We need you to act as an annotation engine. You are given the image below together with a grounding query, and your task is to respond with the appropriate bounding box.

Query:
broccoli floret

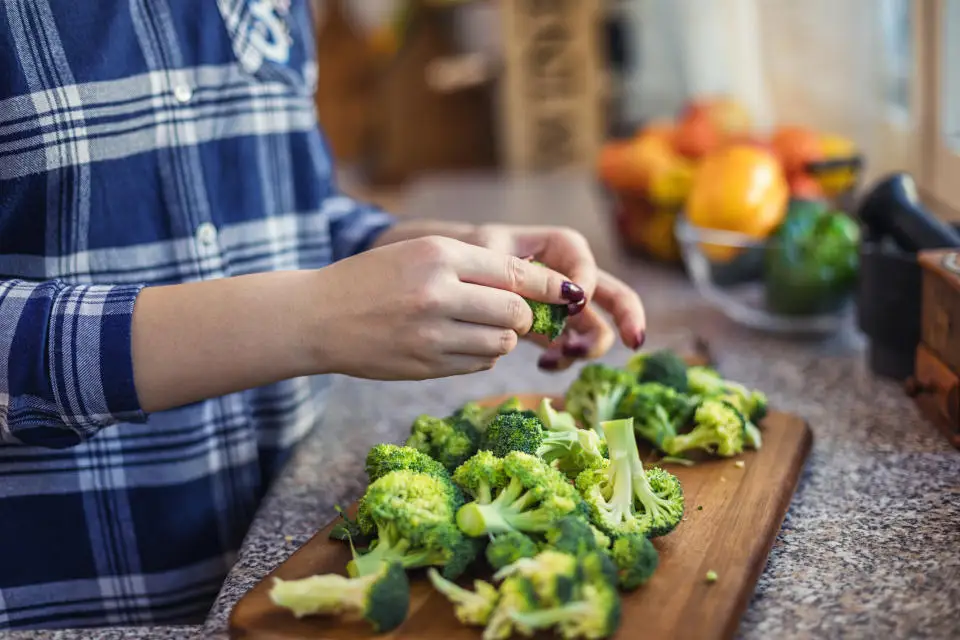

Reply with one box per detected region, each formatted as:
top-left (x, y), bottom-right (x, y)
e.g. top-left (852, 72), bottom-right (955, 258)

top-left (616, 382), bottom-right (697, 450)
top-left (481, 411), bottom-right (544, 457)
top-left (543, 515), bottom-right (606, 557)
top-left (626, 349), bottom-right (690, 392)
top-left (406, 414), bottom-right (480, 472)
top-left (365, 443), bottom-right (449, 483)
top-left (493, 550), bottom-right (580, 607)
top-left (454, 451), bottom-right (582, 537)
top-left (662, 399), bottom-right (745, 458)
top-left (536, 398), bottom-right (608, 478)
top-left (349, 469), bottom-right (470, 579)
top-left (482, 574), bottom-right (539, 640)
top-left (427, 568), bottom-right (500, 627)
top-left (610, 533), bottom-right (659, 590)
top-left (269, 560), bottom-right (409, 633)
top-left (687, 366), bottom-right (768, 422)
top-left (506, 553), bottom-right (622, 640)
top-left (576, 418), bottom-right (685, 538)
top-left (486, 530), bottom-right (540, 570)
top-left (565, 363), bottom-right (637, 436)
top-left (527, 299), bottom-right (569, 341)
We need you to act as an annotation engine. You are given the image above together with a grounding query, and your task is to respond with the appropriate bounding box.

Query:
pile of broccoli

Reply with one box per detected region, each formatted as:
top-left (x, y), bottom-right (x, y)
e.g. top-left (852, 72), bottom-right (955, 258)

top-left (269, 349), bottom-right (770, 638)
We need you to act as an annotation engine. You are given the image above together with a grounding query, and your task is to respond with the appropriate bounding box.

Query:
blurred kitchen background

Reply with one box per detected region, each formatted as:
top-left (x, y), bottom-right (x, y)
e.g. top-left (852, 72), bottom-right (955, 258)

top-left (309, 0), bottom-right (960, 402)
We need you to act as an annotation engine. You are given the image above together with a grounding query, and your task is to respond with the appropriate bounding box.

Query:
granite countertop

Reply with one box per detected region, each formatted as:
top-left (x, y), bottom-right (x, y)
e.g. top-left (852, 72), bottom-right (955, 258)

top-left (9, 174), bottom-right (959, 640)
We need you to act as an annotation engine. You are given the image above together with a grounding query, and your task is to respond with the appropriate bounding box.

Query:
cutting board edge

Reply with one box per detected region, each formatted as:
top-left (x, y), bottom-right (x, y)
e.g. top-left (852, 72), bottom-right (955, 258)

top-left (720, 415), bottom-right (813, 640)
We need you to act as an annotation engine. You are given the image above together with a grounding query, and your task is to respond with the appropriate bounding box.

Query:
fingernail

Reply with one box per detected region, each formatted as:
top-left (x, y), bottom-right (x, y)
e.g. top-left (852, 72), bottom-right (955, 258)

top-left (538, 354), bottom-right (561, 370)
top-left (567, 299), bottom-right (586, 316)
top-left (563, 341), bottom-right (589, 358)
top-left (633, 330), bottom-right (646, 350)
top-left (561, 281), bottom-right (584, 303)
top-left (518, 254), bottom-right (535, 261)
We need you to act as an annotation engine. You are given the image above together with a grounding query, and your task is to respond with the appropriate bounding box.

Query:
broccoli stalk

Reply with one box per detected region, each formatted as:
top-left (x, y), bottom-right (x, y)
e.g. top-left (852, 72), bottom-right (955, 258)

top-left (269, 561), bottom-right (409, 633)
top-left (454, 451), bottom-right (581, 538)
top-left (482, 575), bottom-right (539, 640)
top-left (565, 364), bottom-right (637, 436)
top-left (662, 399), bottom-right (745, 458)
top-left (507, 582), bottom-right (621, 640)
top-left (536, 399), bottom-right (607, 477)
top-left (575, 418), bottom-right (684, 538)
top-left (427, 568), bottom-right (500, 627)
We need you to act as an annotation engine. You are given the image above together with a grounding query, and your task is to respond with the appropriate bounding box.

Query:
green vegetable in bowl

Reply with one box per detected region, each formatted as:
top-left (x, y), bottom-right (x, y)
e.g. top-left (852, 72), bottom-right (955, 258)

top-left (763, 198), bottom-right (860, 316)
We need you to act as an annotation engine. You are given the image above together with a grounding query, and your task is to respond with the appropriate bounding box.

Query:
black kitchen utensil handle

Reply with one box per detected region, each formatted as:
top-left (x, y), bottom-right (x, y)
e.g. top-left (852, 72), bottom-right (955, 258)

top-left (856, 173), bottom-right (960, 252)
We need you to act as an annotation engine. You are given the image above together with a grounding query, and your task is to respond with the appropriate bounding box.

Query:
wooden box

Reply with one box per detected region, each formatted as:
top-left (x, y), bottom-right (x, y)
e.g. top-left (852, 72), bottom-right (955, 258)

top-left (910, 249), bottom-right (960, 448)
top-left (498, 0), bottom-right (605, 173)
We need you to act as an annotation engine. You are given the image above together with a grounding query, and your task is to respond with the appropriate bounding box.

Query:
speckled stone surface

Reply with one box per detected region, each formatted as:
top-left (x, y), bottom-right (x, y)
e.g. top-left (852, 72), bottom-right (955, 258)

top-left (10, 174), bottom-right (960, 639)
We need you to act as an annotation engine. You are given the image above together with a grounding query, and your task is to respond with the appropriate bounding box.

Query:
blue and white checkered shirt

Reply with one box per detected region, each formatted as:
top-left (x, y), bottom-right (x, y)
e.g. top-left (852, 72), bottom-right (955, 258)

top-left (0, 0), bottom-right (395, 630)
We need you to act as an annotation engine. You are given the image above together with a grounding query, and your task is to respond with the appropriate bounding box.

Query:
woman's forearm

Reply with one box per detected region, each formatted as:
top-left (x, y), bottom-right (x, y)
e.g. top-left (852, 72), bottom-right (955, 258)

top-left (131, 270), bottom-right (321, 413)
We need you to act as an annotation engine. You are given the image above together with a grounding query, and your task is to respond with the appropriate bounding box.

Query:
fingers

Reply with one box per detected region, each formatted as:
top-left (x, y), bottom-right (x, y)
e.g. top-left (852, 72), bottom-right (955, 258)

top-left (590, 270), bottom-right (647, 349)
top-left (454, 244), bottom-right (586, 306)
top-left (537, 228), bottom-right (599, 301)
top-left (537, 306), bottom-right (616, 372)
top-left (450, 283), bottom-right (534, 335)
top-left (439, 320), bottom-right (520, 358)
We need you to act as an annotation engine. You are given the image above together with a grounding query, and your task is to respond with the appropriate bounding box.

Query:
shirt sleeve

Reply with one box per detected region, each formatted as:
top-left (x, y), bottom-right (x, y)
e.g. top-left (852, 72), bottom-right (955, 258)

top-left (0, 279), bottom-right (148, 449)
top-left (325, 194), bottom-right (398, 262)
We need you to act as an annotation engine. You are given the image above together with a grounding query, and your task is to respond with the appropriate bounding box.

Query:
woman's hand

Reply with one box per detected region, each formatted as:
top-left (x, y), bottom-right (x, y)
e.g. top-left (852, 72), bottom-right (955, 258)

top-left (472, 224), bottom-right (647, 371)
top-left (311, 235), bottom-right (585, 380)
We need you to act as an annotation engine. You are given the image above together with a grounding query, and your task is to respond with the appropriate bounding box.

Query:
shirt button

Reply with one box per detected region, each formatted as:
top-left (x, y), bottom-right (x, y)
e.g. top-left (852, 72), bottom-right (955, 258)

top-left (195, 222), bottom-right (218, 247)
top-left (173, 84), bottom-right (193, 104)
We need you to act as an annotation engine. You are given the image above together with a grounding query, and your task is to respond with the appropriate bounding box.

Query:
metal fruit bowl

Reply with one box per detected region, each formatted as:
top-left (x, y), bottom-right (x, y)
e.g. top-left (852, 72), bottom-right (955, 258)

top-left (674, 215), bottom-right (852, 335)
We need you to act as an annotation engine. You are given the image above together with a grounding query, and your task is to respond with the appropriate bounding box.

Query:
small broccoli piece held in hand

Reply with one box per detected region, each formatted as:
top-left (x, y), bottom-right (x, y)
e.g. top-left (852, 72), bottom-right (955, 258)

top-left (454, 450), bottom-right (581, 537)
top-left (576, 418), bottom-right (685, 538)
top-left (626, 349), bottom-right (690, 392)
top-left (269, 560), bottom-right (409, 633)
top-left (662, 398), bottom-right (745, 458)
top-left (364, 443), bottom-right (450, 483)
top-left (526, 299), bottom-right (569, 341)
top-left (427, 568), bottom-right (500, 627)
top-left (486, 530), bottom-right (540, 570)
top-left (610, 533), bottom-right (659, 590)
top-left (406, 414), bottom-right (480, 472)
top-left (350, 469), bottom-right (470, 579)
top-left (565, 363), bottom-right (638, 436)
top-left (536, 399), bottom-right (608, 478)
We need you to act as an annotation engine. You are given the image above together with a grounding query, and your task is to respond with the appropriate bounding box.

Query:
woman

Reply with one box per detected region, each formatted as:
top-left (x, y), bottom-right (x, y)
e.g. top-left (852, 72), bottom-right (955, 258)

top-left (0, 0), bottom-right (645, 629)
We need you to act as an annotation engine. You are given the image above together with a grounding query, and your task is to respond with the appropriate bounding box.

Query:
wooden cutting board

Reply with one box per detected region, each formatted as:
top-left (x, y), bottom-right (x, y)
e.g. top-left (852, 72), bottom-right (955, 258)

top-left (230, 394), bottom-right (812, 640)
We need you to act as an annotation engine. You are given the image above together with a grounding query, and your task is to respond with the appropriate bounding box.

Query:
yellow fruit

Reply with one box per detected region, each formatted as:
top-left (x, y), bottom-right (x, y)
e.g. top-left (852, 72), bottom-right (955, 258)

top-left (686, 144), bottom-right (789, 262)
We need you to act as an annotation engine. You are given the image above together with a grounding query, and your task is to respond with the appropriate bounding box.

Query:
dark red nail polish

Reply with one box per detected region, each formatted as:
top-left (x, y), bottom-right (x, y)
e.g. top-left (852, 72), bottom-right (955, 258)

top-left (538, 354), bottom-right (561, 370)
top-left (561, 281), bottom-right (584, 302)
top-left (563, 342), bottom-right (589, 358)
top-left (633, 330), bottom-right (646, 350)
top-left (567, 299), bottom-right (586, 316)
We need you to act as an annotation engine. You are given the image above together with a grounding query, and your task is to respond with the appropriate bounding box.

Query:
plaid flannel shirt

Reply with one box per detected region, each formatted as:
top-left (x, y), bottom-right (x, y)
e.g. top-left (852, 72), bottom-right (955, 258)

top-left (0, 0), bottom-right (395, 630)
